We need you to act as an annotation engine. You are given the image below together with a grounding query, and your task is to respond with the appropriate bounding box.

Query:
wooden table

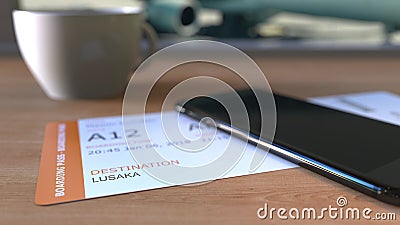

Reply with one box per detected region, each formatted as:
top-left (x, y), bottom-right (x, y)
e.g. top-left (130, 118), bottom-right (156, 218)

top-left (1, 53), bottom-right (400, 224)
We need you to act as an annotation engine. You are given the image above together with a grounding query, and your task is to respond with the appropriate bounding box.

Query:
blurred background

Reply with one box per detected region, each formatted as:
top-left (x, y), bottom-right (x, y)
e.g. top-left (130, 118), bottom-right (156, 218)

top-left (1, 0), bottom-right (400, 54)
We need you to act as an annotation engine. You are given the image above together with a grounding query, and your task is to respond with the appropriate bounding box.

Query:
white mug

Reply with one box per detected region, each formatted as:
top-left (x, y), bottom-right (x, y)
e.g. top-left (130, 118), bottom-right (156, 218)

top-left (13, 8), bottom-right (157, 99)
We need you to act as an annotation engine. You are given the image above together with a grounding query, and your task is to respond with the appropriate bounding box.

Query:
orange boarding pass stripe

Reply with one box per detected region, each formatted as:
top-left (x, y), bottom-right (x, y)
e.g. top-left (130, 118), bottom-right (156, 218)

top-left (35, 121), bottom-right (85, 205)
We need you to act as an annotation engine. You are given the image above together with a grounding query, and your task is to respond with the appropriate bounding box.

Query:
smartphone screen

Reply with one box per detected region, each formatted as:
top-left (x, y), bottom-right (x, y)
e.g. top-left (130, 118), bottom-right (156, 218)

top-left (177, 89), bottom-right (400, 204)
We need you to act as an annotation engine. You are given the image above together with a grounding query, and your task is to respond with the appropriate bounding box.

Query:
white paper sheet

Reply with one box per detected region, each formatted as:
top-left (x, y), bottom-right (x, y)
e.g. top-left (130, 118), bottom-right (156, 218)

top-left (310, 91), bottom-right (400, 126)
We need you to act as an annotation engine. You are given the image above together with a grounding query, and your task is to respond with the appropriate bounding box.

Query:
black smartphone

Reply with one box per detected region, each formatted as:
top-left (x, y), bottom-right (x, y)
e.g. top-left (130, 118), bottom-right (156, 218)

top-left (176, 89), bottom-right (400, 206)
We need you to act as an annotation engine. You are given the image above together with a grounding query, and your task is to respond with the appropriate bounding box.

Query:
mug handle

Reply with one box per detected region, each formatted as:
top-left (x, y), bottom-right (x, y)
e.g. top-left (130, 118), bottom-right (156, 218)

top-left (141, 22), bottom-right (158, 58)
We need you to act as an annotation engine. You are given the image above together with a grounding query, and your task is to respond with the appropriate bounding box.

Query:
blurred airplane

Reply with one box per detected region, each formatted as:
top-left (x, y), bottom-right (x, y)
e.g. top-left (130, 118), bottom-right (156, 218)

top-left (146, 0), bottom-right (400, 37)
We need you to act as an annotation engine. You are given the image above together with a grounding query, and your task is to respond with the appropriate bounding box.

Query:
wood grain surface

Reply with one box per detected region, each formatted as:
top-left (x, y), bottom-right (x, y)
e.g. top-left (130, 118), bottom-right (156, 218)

top-left (1, 54), bottom-right (399, 225)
